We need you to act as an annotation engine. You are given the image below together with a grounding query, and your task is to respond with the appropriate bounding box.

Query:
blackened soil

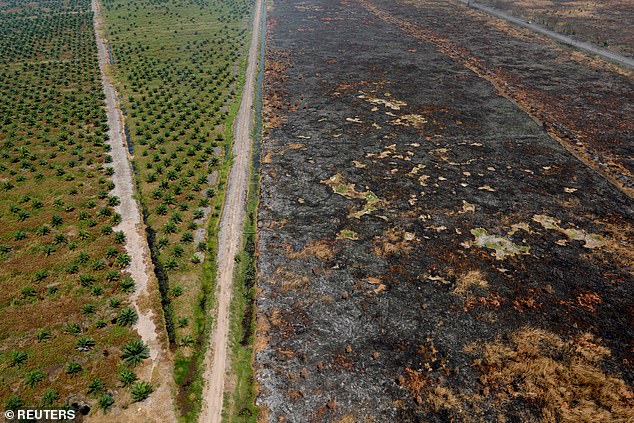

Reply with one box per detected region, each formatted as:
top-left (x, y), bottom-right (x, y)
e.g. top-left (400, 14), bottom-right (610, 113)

top-left (256, 0), bottom-right (634, 421)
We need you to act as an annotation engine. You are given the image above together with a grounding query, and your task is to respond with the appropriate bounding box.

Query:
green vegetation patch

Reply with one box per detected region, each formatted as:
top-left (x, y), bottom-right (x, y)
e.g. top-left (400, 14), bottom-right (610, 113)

top-left (532, 214), bottom-right (605, 249)
top-left (468, 228), bottom-right (530, 260)
top-left (321, 173), bottom-right (382, 219)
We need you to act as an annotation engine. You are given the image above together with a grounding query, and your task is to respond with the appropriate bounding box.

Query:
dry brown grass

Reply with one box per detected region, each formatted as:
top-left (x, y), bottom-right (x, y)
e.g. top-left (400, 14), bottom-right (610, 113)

top-left (400, 329), bottom-right (633, 420)
top-left (372, 228), bottom-right (415, 257)
top-left (453, 270), bottom-right (488, 295)
top-left (271, 266), bottom-right (310, 292)
top-left (400, 368), bottom-right (479, 418)
top-left (287, 239), bottom-right (336, 261)
top-left (471, 328), bottom-right (634, 422)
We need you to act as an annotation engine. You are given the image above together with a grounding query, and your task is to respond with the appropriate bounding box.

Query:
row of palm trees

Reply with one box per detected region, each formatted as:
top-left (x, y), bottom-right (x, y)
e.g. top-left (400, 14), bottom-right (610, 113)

top-left (0, 0), bottom-right (151, 413)
top-left (100, 0), bottom-right (253, 355)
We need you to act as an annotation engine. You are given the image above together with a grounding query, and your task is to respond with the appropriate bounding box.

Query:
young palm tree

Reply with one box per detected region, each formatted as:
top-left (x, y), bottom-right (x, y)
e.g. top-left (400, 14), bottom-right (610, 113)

top-left (120, 276), bottom-right (136, 293)
top-left (40, 389), bottom-right (59, 407)
top-left (118, 368), bottom-right (138, 387)
top-left (130, 381), bottom-right (153, 402)
top-left (87, 378), bottom-right (105, 396)
top-left (76, 336), bottom-right (96, 352)
top-left (98, 394), bottom-right (114, 412)
top-left (121, 340), bottom-right (149, 367)
top-left (114, 231), bottom-right (126, 244)
top-left (11, 351), bottom-right (28, 368)
top-left (117, 307), bottom-right (138, 327)
top-left (116, 253), bottom-right (131, 268)
top-left (65, 361), bottom-right (82, 375)
top-left (25, 370), bottom-right (45, 388)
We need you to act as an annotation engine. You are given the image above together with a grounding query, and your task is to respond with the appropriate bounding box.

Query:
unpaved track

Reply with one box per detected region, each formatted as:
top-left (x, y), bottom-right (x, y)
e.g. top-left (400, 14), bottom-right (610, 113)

top-left (457, 0), bottom-right (634, 69)
top-left (92, 1), bottom-right (175, 420)
top-left (199, 0), bottom-right (264, 421)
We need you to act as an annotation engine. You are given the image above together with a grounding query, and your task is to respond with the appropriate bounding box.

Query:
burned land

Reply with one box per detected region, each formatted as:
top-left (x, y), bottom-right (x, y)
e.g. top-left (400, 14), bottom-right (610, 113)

top-left (475, 0), bottom-right (634, 58)
top-left (255, 0), bottom-right (634, 421)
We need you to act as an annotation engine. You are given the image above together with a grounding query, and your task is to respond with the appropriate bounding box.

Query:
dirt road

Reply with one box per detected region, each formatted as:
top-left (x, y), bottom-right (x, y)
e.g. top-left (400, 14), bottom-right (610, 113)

top-left (198, 0), bottom-right (264, 421)
top-left (457, 0), bottom-right (634, 69)
top-left (92, 1), bottom-right (175, 420)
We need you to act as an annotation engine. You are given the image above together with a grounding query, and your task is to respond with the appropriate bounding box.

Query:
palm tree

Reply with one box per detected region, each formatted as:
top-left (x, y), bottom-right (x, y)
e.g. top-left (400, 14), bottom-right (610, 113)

top-left (117, 307), bottom-right (138, 326)
top-left (25, 370), bottom-right (45, 388)
top-left (116, 253), bottom-right (131, 268)
top-left (40, 389), bottom-right (59, 407)
top-left (76, 337), bottom-right (95, 352)
top-left (118, 368), bottom-right (138, 387)
top-left (121, 340), bottom-right (149, 367)
top-left (131, 381), bottom-right (153, 402)
top-left (65, 361), bottom-right (82, 375)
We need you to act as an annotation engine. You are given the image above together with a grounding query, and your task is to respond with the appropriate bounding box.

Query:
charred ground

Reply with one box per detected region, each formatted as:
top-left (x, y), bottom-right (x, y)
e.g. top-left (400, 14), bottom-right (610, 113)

top-left (256, 0), bottom-right (633, 421)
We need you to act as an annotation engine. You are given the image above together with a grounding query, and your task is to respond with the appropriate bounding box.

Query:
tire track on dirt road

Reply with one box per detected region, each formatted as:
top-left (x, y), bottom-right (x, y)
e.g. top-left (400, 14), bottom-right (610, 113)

top-left (92, 1), bottom-right (175, 420)
top-left (198, 0), bottom-right (264, 421)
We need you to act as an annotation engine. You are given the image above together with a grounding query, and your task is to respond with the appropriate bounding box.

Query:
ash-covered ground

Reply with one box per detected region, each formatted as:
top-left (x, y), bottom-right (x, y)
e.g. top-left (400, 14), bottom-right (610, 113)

top-left (255, 0), bottom-right (634, 421)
